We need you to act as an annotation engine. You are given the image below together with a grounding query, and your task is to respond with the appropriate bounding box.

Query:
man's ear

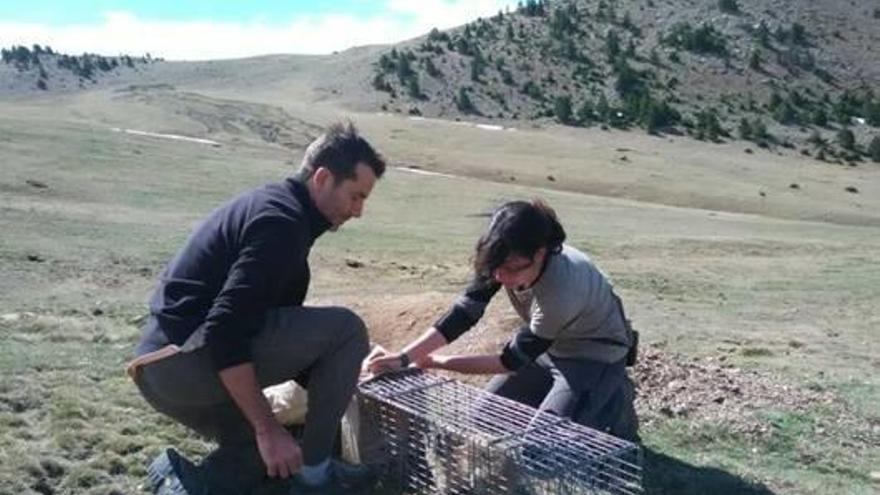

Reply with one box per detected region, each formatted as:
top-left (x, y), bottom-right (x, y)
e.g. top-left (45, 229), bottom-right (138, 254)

top-left (313, 166), bottom-right (333, 190)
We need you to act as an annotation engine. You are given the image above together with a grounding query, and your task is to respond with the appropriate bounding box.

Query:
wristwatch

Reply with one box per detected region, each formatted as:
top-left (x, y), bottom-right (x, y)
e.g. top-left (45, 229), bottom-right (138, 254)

top-left (399, 352), bottom-right (411, 368)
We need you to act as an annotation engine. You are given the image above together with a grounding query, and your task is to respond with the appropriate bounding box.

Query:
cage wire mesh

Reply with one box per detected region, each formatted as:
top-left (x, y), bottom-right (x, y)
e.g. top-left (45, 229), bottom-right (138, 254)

top-left (356, 369), bottom-right (642, 495)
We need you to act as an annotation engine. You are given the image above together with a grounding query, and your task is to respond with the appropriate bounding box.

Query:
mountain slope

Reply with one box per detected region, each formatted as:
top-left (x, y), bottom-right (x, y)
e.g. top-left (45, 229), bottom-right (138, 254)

top-left (368, 0), bottom-right (880, 161)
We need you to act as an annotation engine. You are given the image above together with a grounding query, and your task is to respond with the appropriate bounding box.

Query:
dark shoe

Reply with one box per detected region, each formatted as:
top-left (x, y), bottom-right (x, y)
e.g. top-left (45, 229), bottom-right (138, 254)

top-left (289, 459), bottom-right (376, 494)
top-left (147, 448), bottom-right (206, 495)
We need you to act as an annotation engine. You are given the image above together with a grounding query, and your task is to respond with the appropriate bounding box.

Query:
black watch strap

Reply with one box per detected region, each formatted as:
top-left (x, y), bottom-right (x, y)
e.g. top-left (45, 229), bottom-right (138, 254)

top-left (399, 352), bottom-right (411, 368)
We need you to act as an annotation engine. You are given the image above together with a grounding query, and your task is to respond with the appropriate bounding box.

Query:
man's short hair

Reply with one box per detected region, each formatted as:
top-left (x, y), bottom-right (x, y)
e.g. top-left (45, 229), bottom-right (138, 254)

top-left (298, 122), bottom-right (386, 182)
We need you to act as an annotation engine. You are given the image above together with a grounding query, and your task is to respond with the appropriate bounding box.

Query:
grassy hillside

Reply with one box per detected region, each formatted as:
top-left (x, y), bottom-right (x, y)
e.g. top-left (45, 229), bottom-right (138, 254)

top-left (1, 1), bottom-right (879, 492)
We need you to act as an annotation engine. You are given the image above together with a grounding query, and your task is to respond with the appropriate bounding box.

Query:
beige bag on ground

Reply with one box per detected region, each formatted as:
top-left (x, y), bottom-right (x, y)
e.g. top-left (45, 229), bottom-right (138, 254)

top-left (263, 380), bottom-right (310, 426)
top-left (263, 344), bottom-right (391, 465)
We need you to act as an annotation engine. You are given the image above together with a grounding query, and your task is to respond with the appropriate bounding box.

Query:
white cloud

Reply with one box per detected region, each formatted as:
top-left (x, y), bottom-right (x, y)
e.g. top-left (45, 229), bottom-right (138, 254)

top-left (0, 1), bottom-right (516, 60)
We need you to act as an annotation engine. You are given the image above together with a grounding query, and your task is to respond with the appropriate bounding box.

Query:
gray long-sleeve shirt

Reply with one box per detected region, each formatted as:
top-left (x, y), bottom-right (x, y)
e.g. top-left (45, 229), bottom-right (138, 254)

top-left (435, 245), bottom-right (630, 363)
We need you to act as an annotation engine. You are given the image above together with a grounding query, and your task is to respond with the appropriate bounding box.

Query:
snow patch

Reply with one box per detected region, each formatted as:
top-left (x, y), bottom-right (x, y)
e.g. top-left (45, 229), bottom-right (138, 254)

top-left (475, 124), bottom-right (503, 131)
top-left (393, 166), bottom-right (459, 180)
top-left (110, 127), bottom-right (221, 147)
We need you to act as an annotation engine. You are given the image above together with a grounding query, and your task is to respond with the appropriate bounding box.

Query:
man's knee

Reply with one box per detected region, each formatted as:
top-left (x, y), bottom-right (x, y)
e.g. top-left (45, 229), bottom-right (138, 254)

top-left (333, 307), bottom-right (370, 358)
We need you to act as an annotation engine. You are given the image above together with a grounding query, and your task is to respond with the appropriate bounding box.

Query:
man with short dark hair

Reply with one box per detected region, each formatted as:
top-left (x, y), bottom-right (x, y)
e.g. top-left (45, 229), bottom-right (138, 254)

top-left (130, 122), bottom-right (386, 494)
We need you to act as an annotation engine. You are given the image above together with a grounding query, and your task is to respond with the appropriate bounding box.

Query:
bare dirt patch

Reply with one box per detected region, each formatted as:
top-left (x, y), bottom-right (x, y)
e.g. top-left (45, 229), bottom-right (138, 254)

top-left (633, 344), bottom-right (836, 434)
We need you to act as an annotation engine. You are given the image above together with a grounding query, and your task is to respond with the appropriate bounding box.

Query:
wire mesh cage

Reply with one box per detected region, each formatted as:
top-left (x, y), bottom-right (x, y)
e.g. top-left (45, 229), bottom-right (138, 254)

top-left (356, 370), bottom-right (642, 495)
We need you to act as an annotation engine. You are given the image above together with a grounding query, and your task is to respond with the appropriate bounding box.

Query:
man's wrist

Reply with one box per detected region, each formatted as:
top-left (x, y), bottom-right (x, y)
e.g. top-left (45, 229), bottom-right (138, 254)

top-left (253, 413), bottom-right (279, 435)
top-left (399, 352), bottom-right (411, 368)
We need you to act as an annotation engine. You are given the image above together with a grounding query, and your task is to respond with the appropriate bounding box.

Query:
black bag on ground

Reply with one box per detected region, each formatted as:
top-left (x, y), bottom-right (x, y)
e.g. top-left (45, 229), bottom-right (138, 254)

top-left (625, 329), bottom-right (639, 367)
top-left (613, 293), bottom-right (639, 367)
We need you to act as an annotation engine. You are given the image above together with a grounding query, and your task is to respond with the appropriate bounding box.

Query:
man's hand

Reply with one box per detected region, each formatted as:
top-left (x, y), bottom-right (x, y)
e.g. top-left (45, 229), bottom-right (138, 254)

top-left (216, 363), bottom-right (302, 478)
top-left (366, 353), bottom-right (408, 374)
top-left (255, 422), bottom-right (302, 479)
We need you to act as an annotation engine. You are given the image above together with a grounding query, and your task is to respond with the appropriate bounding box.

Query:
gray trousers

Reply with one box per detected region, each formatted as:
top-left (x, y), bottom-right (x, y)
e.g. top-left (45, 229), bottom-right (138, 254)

top-left (485, 354), bottom-right (639, 441)
top-left (134, 305), bottom-right (370, 494)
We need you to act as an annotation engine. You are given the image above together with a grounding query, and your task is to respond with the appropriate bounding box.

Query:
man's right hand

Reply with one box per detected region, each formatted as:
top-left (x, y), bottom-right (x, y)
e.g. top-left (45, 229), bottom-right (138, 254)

top-left (255, 421), bottom-right (302, 479)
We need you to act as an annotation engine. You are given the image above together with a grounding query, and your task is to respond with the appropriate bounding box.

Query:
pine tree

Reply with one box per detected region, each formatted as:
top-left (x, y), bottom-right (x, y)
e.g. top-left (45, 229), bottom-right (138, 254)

top-left (748, 50), bottom-right (761, 70)
top-left (577, 100), bottom-right (595, 124)
top-left (868, 136), bottom-right (880, 162)
top-left (456, 88), bottom-right (476, 113)
top-left (406, 77), bottom-right (421, 99)
top-left (554, 96), bottom-right (573, 124)
top-left (837, 128), bottom-right (856, 151)
top-left (718, 0), bottom-right (739, 14)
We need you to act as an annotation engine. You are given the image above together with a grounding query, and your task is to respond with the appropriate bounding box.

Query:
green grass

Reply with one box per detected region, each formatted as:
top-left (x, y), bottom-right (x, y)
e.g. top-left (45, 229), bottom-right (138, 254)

top-left (644, 411), bottom-right (878, 495)
top-left (1, 107), bottom-right (879, 494)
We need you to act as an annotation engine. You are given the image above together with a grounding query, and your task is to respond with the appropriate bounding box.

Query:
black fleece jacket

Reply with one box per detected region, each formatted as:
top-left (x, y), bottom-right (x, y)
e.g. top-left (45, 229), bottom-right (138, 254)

top-left (144, 177), bottom-right (330, 371)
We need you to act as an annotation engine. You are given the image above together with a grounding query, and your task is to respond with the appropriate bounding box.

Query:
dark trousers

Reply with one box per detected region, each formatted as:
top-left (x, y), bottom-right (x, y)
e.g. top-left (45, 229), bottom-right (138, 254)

top-left (485, 354), bottom-right (638, 441)
top-left (134, 305), bottom-right (370, 494)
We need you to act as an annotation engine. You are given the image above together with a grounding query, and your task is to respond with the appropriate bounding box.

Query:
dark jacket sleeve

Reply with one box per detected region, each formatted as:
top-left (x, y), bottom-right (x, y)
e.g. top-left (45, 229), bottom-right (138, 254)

top-left (500, 325), bottom-right (554, 371)
top-left (434, 273), bottom-right (501, 343)
top-left (203, 216), bottom-right (308, 371)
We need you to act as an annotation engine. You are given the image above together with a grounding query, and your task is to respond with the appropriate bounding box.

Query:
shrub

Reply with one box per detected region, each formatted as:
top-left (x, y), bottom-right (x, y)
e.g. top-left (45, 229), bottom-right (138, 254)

top-left (549, 8), bottom-right (577, 39)
top-left (456, 88), bottom-right (476, 114)
top-left (428, 28), bottom-right (449, 42)
top-left (718, 0), bottom-right (739, 14)
top-left (519, 0), bottom-right (546, 17)
top-left (664, 22), bottom-right (728, 56)
top-left (790, 23), bottom-right (808, 45)
top-left (738, 117), bottom-right (753, 139)
top-left (501, 69), bottom-right (515, 85)
top-left (371, 73), bottom-right (391, 92)
top-left (406, 77), bottom-right (422, 99)
top-left (621, 12), bottom-right (640, 35)
top-left (424, 58), bottom-right (441, 78)
top-left (748, 50), bottom-right (761, 70)
top-left (554, 96), bottom-right (574, 124)
top-left (837, 128), bottom-right (856, 151)
top-left (775, 23), bottom-right (808, 46)
top-left (596, 0), bottom-right (618, 22)
top-left (613, 60), bottom-right (647, 100)
top-left (576, 100), bottom-right (596, 124)
top-left (865, 100), bottom-right (880, 127)
top-left (772, 100), bottom-right (799, 125)
top-left (868, 136), bottom-right (880, 162)
top-left (605, 30), bottom-right (621, 60)
top-left (650, 47), bottom-right (661, 65)
top-left (640, 97), bottom-right (680, 133)
top-left (522, 80), bottom-right (544, 100)
top-left (470, 59), bottom-right (484, 82)
top-left (811, 108), bottom-right (828, 127)
top-left (739, 117), bottom-right (770, 143)
top-left (395, 56), bottom-right (414, 82)
top-left (692, 108), bottom-right (725, 141)
top-left (750, 118), bottom-right (771, 144)
top-left (754, 21), bottom-right (771, 47)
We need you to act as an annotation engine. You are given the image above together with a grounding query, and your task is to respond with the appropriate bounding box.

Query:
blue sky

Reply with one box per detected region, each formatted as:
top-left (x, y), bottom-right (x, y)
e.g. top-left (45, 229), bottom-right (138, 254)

top-left (0, 1), bottom-right (382, 25)
top-left (0, 0), bottom-right (516, 60)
